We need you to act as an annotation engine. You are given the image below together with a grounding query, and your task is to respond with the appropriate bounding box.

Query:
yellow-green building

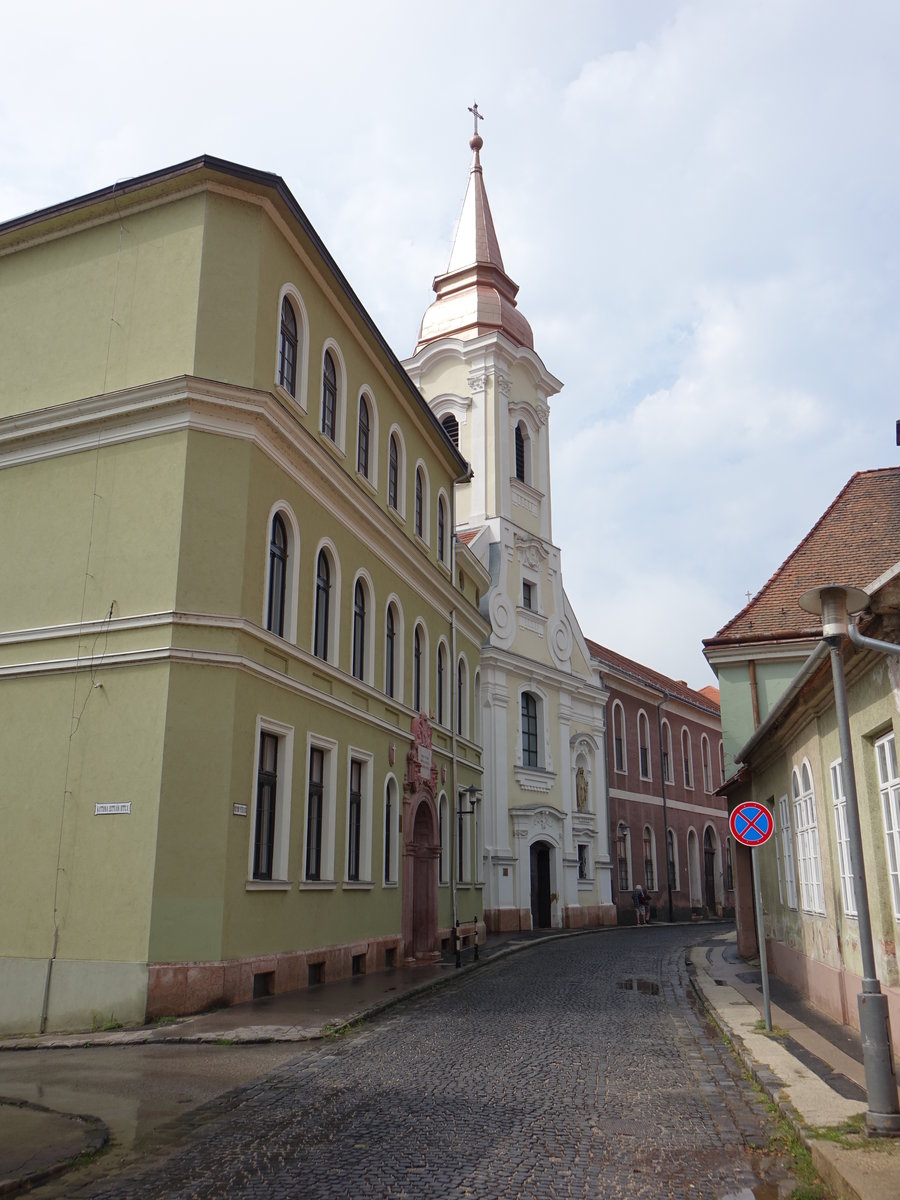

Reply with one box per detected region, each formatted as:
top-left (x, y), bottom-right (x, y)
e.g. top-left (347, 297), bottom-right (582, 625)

top-left (0, 157), bottom-right (489, 1034)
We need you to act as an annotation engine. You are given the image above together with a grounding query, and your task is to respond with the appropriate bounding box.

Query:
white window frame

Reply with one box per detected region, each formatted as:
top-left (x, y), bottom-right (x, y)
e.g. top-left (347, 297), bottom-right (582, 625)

top-left (616, 821), bottom-right (632, 893)
top-left (302, 733), bottom-right (338, 886)
top-left (312, 539), bottom-right (342, 665)
top-left (439, 792), bottom-right (450, 885)
top-left (612, 701), bottom-right (627, 774)
top-left (344, 748), bottom-right (373, 887)
top-left (875, 732), bottom-right (900, 919)
top-left (262, 502), bottom-right (300, 644)
top-left (247, 716), bottom-right (294, 886)
top-left (356, 388), bottom-right (379, 488)
top-left (661, 719), bottom-right (674, 784)
top-left (274, 284), bottom-right (309, 413)
top-left (642, 824), bottom-right (657, 891)
top-left (830, 758), bottom-right (857, 918)
top-left (320, 339), bottom-right (347, 452)
top-left (778, 793), bottom-right (798, 909)
top-left (792, 761), bottom-right (825, 915)
top-left (701, 735), bottom-right (713, 793)
top-left (637, 709), bottom-right (652, 781)
top-left (350, 569), bottom-right (375, 684)
top-left (383, 774), bottom-right (400, 886)
top-left (387, 425), bottom-right (407, 517)
top-left (682, 728), bottom-right (694, 790)
top-left (666, 827), bottom-right (680, 892)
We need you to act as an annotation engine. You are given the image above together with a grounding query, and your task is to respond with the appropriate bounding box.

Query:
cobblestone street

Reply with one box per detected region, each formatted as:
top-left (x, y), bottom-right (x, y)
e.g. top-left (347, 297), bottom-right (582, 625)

top-left (45, 929), bottom-right (798, 1199)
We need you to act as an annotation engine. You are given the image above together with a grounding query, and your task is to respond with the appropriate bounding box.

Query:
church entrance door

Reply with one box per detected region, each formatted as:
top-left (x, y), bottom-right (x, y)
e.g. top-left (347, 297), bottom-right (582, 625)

top-left (530, 841), bottom-right (552, 929)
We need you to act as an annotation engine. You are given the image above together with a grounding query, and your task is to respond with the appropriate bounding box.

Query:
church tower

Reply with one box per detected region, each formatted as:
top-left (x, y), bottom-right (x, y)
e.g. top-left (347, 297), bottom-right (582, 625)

top-left (405, 112), bottom-right (614, 932)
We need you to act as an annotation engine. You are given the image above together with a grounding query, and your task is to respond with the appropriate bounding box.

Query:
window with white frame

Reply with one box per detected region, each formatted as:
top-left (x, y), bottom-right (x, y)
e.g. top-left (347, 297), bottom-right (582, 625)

top-left (577, 843), bottom-right (590, 881)
top-left (661, 720), bottom-right (673, 784)
top-left (304, 738), bottom-right (336, 883)
top-left (385, 602), bottom-right (398, 699)
top-left (436, 642), bottom-right (447, 726)
top-left (667, 828), bottom-right (678, 890)
top-left (778, 794), bottom-right (798, 909)
top-left (322, 350), bottom-right (338, 441)
top-left (701, 735), bottom-right (713, 793)
top-left (437, 494), bottom-right (447, 564)
top-left (413, 623), bottom-right (428, 714)
top-left (314, 548), bottom-right (332, 661)
top-left (351, 579), bottom-right (368, 681)
top-left (521, 691), bottom-right (540, 768)
top-left (682, 728), bottom-right (693, 789)
top-left (514, 421), bottom-right (531, 485)
top-left (612, 701), bottom-right (626, 773)
top-left (792, 762), bottom-right (825, 914)
top-left (638, 710), bottom-right (651, 780)
top-left (441, 413), bottom-right (459, 447)
top-left (617, 822), bottom-right (631, 892)
top-left (383, 776), bottom-right (399, 885)
top-left (278, 296), bottom-right (298, 398)
top-left (643, 825), bottom-right (656, 890)
top-left (439, 793), bottom-right (450, 884)
top-left (875, 732), bottom-right (900, 919)
top-left (357, 394), bottom-right (371, 479)
top-left (249, 719), bottom-right (293, 884)
top-left (266, 513), bottom-right (288, 638)
top-left (473, 671), bottom-right (481, 745)
top-left (718, 740), bottom-right (726, 785)
top-left (346, 754), bottom-right (372, 884)
top-left (414, 467), bottom-right (424, 538)
top-left (457, 656), bottom-right (468, 738)
top-left (830, 758), bottom-right (857, 917)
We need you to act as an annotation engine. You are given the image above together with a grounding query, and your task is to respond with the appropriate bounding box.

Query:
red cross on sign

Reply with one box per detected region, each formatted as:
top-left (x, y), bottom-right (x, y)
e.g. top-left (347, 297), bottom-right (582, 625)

top-left (729, 801), bottom-right (774, 847)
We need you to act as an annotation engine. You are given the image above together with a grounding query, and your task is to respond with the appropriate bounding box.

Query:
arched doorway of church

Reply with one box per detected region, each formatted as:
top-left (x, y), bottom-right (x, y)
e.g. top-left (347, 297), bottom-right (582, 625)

top-left (409, 800), bottom-right (439, 959)
top-left (530, 841), bottom-right (552, 929)
top-left (703, 827), bottom-right (718, 913)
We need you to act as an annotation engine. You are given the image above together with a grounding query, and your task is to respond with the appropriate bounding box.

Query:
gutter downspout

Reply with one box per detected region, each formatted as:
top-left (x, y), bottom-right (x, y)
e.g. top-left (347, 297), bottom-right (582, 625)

top-left (655, 698), bottom-right (673, 923)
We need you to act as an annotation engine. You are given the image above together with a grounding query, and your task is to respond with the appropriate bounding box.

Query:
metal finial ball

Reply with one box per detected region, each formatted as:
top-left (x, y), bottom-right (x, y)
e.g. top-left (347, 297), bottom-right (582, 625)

top-left (470, 134), bottom-right (483, 151)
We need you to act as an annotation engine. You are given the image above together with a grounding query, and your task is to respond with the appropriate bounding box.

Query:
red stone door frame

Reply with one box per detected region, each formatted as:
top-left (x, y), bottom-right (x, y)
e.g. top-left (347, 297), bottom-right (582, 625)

top-left (401, 714), bottom-right (441, 962)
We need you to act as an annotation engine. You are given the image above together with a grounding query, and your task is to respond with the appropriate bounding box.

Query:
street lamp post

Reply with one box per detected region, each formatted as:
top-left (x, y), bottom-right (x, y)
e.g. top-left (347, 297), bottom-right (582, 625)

top-left (799, 585), bottom-right (900, 1135)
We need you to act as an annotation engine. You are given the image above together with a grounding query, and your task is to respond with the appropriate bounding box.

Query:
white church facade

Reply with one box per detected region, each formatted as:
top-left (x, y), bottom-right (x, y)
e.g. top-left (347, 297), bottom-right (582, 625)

top-left (405, 119), bottom-right (614, 932)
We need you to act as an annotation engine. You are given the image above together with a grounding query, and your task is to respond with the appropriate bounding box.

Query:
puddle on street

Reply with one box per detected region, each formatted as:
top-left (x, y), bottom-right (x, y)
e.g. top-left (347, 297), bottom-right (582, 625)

top-left (616, 977), bottom-right (660, 995)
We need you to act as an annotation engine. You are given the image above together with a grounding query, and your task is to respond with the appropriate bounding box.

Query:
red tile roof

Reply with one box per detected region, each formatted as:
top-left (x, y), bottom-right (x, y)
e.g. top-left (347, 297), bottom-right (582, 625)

top-left (586, 639), bottom-right (720, 715)
top-left (705, 468), bottom-right (900, 648)
top-left (699, 685), bottom-right (720, 704)
top-left (456, 528), bottom-right (482, 545)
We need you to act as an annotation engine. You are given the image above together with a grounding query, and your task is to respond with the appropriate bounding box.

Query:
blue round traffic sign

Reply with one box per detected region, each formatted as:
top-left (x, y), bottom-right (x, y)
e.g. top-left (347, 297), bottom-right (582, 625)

top-left (729, 801), bottom-right (774, 847)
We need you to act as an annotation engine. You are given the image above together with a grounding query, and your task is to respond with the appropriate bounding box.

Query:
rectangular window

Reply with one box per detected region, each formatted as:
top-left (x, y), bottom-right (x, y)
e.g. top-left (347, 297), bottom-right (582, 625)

top-left (522, 693), bottom-right (538, 768)
top-left (577, 843), bottom-right (590, 880)
top-left (830, 759), bottom-right (857, 917)
top-left (306, 748), bottom-right (324, 881)
top-left (794, 778), bottom-right (825, 914)
top-left (522, 581), bottom-right (533, 610)
top-left (875, 733), bottom-right (900, 919)
top-left (253, 732), bottom-right (278, 880)
top-left (639, 746), bottom-right (650, 778)
top-left (348, 759), bottom-right (362, 882)
top-left (614, 736), bottom-right (624, 773)
top-left (779, 795), bottom-right (798, 909)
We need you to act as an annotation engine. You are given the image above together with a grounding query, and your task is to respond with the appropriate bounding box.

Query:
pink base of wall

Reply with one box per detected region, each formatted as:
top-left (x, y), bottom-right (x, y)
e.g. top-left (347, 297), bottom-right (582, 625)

top-left (767, 937), bottom-right (900, 1059)
top-left (146, 934), bottom-right (405, 1021)
top-left (484, 906), bottom-right (617, 933)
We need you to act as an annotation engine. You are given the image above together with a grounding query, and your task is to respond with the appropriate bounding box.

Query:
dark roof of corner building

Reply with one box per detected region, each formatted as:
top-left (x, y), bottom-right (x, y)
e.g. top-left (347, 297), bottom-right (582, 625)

top-left (586, 639), bottom-right (720, 717)
top-left (0, 154), bottom-right (467, 475)
top-left (704, 467), bottom-right (900, 650)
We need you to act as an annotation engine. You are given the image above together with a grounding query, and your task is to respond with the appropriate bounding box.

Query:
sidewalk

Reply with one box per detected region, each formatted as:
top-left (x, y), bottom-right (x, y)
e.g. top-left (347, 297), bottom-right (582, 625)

top-left (689, 929), bottom-right (900, 1200)
top-left (3, 926), bottom-right (899, 1199)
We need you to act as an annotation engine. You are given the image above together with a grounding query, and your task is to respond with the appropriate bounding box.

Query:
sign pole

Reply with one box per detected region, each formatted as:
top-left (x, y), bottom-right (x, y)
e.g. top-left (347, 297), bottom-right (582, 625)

top-left (751, 845), bottom-right (772, 1032)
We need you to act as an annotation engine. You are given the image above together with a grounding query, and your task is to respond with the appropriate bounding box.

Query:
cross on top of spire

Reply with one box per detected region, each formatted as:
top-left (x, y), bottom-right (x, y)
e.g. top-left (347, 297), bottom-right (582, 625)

top-left (467, 101), bottom-right (484, 151)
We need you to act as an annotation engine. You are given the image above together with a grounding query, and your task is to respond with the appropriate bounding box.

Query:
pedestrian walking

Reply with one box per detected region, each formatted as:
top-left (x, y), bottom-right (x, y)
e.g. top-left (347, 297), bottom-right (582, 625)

top-left (632, 883), bottom-right (649, 925)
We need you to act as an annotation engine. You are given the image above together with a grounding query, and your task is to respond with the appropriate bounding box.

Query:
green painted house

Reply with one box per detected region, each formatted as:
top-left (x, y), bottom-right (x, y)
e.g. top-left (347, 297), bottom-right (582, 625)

top-left (0, 157), bottom-right (489, 1034)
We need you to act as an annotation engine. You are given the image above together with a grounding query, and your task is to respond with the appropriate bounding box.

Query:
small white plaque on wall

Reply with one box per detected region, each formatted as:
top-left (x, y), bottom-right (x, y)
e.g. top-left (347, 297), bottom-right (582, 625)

top-left (95, 803), bottom-right (131, 815)
top-left (233, 803), bottom-right (248, 817)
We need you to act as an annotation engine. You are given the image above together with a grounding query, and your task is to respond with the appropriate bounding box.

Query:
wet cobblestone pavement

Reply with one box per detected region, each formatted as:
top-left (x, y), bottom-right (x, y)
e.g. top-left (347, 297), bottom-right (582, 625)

top-left (48, 928), bottom-right (799, 1199)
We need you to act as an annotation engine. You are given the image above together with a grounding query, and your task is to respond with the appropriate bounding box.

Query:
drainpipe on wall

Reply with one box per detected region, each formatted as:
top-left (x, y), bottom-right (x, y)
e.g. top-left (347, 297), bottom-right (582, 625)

top-left (655, 697), bottom-right (673, 924)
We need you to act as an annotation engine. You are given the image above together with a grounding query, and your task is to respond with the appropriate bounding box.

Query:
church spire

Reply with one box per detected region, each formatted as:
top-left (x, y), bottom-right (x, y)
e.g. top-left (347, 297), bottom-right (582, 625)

top-left (415, 104), bottom-right (534, 352)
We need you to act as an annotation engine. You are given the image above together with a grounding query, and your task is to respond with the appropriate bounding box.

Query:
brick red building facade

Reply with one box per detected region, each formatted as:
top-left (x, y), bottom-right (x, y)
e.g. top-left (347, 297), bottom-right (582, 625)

top-left (587, 642), bottom-right (734, 925)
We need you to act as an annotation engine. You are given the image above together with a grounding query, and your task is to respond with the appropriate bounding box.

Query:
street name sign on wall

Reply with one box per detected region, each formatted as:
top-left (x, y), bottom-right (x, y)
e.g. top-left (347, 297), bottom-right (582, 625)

top-left (729, 801), bottom-right (774, 847)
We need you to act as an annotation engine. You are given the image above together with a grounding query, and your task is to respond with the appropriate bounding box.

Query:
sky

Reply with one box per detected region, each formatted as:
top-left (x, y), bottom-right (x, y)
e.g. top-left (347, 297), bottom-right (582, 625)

top-left (3, 0), bottom-right (898, 689)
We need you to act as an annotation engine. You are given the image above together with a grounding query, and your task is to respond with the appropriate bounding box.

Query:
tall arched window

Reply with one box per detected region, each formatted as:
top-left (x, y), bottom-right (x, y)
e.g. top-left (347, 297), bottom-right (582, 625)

top-left (385, 604), bottom-right (396, 698)
top-left (643, 826), bottom-right (655, 890)
top-left (388, 434), bottom-right (399, 510)
top-left (515, 423), bottom-right (526, 482)
top-left (322, 350), bottom-right (337, 440)
top-left (266, 513), bottom-right (287, 637)
top-left (792, 761), bottom-right (825, 913)
top-left (617, 822), bottom-right (631, 892)
top-left (441, 414), bottom-right (459, 447)
top-left (457, 657), bottom-right (467, 737)
top-left (718, 740), bottom-right (726, 785)
top-left (682, 729), bottom-right (693, 788)
top-left (437, 496), bottom-right (446, 563)
top-left (314, 550), bottom-right (330, 660)
top-left (384, 778), bottom-right (398, 884)
top-left (521, 692), bottom-right (538, 768)
top-left (415, 468), bottom-right (424, 537)
top-left (661, 720), bottom-right (673, 783)
top-left (638, 710), bottom-right (651, 780)
top-left (352, 579), bottom-right (366, 680)
top-left (436, 643), bottom-right (446, 725)
top-left (667, 828), bottom-right (677, 889)
top-left (279, 297), bottom-right (297, 397)
top-left (413, 626), bottom-right (422, 712)
top-left (357, 395), bottom-right (370, 478)
top-left (612, 702), bottom-right (626, 773)
top-left (701, 735), bottom-right (713, 792)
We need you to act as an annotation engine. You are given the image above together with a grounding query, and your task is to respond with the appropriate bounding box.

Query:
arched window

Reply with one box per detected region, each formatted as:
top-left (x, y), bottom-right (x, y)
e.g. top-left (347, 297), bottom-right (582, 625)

top-left (667, 828), bottom-right (678, 890)
top-left (357, 395), bottom-right (370, 478)
top-left (474, 670), bottom-right (481, 745)
top-left (352, 579), bottom-right (367, 680)
top-left (384, 777), bottom-right (399, 885)
top-left (521, 692), bottom-right (538, 768)
top-left (388, 434), bottom-right (399, 510)
top-left (719, 740), bottom-right (726, 785)
top-left (415, 468), bottom-right (424, 538)
top-left (457, 657), bottom-right (467, 737)
top-left (441, 414), bottom-right (459, 447)
top-left (385, 604), bottom-right (396, 698)
top-left (266, 512), bottom-right (287, 637)
top-left (439, 793), bottom-right (450, 883)
top-left (701, 735), bottom-right (713, 792)
top-left (322, 350), bottom-right (337, 440)
top-left (278, 297), bottom-right (297, 397)
top-left (616, 822), bottom-right (631, 892)
top-left (437, 495), bottom-right (447, 563)
top-left (413, 626), bottom-right (423, 712)
top-left (682, 729), bottom-right (693, 789)
top-left (314, 550), bottom-right (331, 660)
top-left (643, 826), bottom-right (655, 890)
top-left (792, 761), bottom-right (824, 913)
top-left (638, 710), bottom-right (651, 780)
top-left (661, 720), bottom-right (673, 784)
top-left (612, 702), bottom-right (626, 773)
top-left (515, 423), bottom-right (526, 482)
top-left (436, 642), bottom-right (446, 725)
